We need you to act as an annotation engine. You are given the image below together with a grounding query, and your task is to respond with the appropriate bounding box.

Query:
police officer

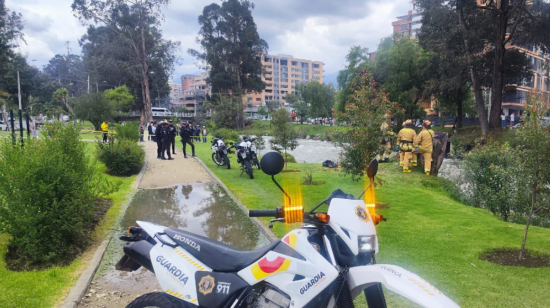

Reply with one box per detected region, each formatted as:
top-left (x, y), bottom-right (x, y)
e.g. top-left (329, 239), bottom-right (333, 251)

top-left (168, 120), bottom-right (177, 155)
top-left (414, 120), bottom-right (435, 175)
top-left (160, 121), bottom-right (173, 160)
top-left (397, 119), bottom-right (417, 173)
top-left (155, 121), bottom-right (164, 159)
top-left (378, 116), bottom-right (394, 163)
top-left (180, 121), bottom-right (195, 158)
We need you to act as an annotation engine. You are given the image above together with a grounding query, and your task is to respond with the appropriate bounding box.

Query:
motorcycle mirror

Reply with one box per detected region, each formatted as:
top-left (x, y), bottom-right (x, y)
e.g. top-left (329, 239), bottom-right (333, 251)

top-left (260, 152), bottom-right (285, 176)
top-left (367, 159), bottom-right (378, 179)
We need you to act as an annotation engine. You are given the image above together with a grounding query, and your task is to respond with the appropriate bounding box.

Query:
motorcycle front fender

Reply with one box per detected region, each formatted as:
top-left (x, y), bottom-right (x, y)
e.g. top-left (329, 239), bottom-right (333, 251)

top-left (347, 264), bottom-right (460, 308)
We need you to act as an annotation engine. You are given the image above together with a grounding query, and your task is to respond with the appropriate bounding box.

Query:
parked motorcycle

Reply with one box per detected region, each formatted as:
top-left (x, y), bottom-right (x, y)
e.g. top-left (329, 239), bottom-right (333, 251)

top-left (243, 138), bottom-right (261, 169)
top-left (210, 138), bottom-right (230, 169)
top-left (116, 152), bottom-right (460, 308)
top-left (231, 141), bottom-right (254, 179)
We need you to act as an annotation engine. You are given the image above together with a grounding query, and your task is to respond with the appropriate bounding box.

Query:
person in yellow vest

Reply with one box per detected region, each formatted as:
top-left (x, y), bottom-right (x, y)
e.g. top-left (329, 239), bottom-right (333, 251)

top-left (101, 121), bottom-right (109, 143)
top-left (398, 121), bottom-right (406, 166)
top-left (396, 119), bottom-right (417, 173)
top-left (414, 120), bottom-right (435, 175)
top-left (378, 117), bottom-right (394, 163)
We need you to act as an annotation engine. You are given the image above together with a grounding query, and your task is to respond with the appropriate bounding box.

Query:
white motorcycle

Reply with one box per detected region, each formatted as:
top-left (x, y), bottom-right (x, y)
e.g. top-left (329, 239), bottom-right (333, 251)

top-left (116, 152), bottom-right (460, 308)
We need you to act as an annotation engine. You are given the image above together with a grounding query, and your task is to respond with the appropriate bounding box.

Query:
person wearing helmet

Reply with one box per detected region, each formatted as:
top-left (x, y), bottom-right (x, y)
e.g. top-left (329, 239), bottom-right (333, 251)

top-left (396, 119), bottom-right (417, 173)
top-left (378, 115), bottom-right (394, 163)
top-left (160, 121), bottom-right (173, 160)
top-left (414, 120), bottom-right (435, 175)
top-left (179, 121), bottom-right (195, 158)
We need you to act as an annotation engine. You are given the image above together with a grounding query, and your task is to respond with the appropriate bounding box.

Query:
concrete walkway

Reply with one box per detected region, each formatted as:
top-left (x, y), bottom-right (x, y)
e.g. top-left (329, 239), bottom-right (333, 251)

top-left (138, 139), bottom-right (211, 188)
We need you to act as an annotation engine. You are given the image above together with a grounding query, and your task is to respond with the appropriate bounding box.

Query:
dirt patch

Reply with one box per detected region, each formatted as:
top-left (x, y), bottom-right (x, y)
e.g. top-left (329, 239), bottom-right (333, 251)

top-left (4, 198), bottom-right (113, 271)
top-left (481, 248), bottom-right (550, 268)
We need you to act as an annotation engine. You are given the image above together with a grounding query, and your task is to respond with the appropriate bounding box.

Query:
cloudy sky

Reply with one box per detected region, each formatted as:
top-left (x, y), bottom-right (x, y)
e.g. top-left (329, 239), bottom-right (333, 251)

top-left (6, 0), bottom-right (412, 83)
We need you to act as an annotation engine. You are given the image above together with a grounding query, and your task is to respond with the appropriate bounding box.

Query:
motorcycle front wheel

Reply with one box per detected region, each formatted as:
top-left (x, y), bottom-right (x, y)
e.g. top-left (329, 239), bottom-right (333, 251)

top-left (212, 152), bottom-right (223, 166)
top-left (125, 292), bottom-right (192, 308)
top-left (244, 160), bottom-right (254, 179)
top-left (224, 155), bottom-right (230, 169)
top-left (364, 283), bottom-right (387, 308)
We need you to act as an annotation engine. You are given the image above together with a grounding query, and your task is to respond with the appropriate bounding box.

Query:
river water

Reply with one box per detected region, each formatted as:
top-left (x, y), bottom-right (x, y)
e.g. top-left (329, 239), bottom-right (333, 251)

top-left (261, 136), bottom-right (342, 164)
top-left (78, 182), bottom-right (270, 308)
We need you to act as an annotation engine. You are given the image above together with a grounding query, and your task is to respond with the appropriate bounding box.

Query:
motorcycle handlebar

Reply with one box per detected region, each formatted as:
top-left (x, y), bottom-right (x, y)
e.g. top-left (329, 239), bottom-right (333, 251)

top-left (249, 209), bottom-right (277, 217)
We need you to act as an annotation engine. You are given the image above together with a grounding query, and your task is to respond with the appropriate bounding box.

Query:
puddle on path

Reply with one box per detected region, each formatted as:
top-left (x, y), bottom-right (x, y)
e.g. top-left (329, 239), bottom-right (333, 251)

top-left (78, 181), bottom-right (270, 308)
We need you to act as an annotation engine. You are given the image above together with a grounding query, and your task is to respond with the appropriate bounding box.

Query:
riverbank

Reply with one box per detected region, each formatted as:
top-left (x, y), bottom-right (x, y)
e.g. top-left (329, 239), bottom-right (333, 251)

top-left (190, 141), bottom-right (550, 308)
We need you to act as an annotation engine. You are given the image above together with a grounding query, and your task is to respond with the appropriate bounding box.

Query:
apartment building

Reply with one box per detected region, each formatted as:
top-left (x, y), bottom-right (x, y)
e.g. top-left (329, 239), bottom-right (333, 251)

top-left (391, 5), bottom-right (422, 38)
top-left (245, 54), bottom-right (324, 109)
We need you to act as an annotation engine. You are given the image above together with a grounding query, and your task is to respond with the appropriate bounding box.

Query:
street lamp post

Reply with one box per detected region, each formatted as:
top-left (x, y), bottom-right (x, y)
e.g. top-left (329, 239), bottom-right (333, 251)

top-left (17, 70), bottom-right (24, 143)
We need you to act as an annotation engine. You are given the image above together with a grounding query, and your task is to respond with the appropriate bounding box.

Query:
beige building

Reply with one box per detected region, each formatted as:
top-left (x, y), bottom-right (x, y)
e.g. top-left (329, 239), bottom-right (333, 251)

top-left (245, 54), bottom-right (324, 109)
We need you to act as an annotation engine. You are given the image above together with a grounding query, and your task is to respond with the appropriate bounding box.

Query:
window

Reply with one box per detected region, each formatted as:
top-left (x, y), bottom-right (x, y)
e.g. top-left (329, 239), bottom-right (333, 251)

top-left (247, 97), bottom-right (252, 103)
top-left (256, 98), bottom-right (261, 101)
top-left (248, 104), bottom-right (253, 109)
top-left (313, 64), bottom-right (320, 69)
top-left (291, 61), bottom-right (299, 66)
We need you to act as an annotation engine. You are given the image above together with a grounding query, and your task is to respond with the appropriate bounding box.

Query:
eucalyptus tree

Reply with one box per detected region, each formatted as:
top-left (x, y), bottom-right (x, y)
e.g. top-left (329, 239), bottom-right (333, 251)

top-left (189, 0), bottom-right (268, 129)
top-left (72, 0), bottom-right (179, 122)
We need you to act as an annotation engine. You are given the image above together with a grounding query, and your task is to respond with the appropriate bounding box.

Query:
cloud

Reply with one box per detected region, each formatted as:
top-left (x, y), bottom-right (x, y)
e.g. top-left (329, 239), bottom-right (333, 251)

top-left (5, 0), bottom-right (412, 81)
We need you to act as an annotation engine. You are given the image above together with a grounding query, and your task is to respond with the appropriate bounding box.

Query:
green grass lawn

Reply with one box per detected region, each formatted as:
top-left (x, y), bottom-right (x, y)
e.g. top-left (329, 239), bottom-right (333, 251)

top-left (190, 141), bottom-right (550, 308)
top-left (0, 143), bottom-right (138, 308)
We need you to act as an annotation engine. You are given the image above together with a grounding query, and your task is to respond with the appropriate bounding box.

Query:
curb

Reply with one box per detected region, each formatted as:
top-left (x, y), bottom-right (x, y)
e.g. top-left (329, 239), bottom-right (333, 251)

top-left (194, 157), bottom-right (278, 242)
top-left (59, 154), bottom-right (149, 308)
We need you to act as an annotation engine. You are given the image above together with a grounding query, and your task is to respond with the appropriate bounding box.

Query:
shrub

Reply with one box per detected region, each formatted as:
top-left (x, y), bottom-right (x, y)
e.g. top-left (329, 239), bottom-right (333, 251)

top-left (96, 140), bottom-right (145, 176)
top-left (213, 128), bottom-right (240, 144)
top-left (0, 123), bottom-right (117, 267)
top-left (464, 143), bottom-right (528, 221)
top-left (115, 121), bottom-right (140, 141)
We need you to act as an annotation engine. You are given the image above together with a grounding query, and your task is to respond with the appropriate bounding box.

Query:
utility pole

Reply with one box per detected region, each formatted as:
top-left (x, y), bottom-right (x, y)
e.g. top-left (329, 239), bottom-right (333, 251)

top-left (88, 75), bottom-right (90, 94)
top-left (17, 70), bottom-right (23, 143)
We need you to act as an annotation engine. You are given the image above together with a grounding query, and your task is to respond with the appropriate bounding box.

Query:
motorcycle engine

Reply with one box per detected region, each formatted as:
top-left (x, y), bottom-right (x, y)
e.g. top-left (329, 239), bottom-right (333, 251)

top-left (243, 286), bottom-right (291, 308)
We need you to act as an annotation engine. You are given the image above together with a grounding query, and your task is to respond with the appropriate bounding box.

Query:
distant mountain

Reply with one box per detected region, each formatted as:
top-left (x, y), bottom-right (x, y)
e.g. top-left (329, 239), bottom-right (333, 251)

top-left (323, 71), bottom-right (339, 87)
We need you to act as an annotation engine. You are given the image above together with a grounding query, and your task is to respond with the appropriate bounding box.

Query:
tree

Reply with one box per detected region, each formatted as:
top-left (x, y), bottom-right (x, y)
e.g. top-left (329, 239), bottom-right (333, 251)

top-left (514, 93), bottom-right (550, 259)
top-left (270, 108), bottom-right (298, 169)
top-left (189, 0), bottom-right (268, 129)
top-left (53, 88), bottom-right (74, 117)
top-left (43, 54), bottom-right (88, 97)
top-left (374, 35), bottom-right (431, 122)
top-left (336, 46), bottom-right (372, 112)
top-left (292, 100), bottom-right (308, 124)
top-left (72, 0), bottom-right (179, 123)
top-left (205, 95), bottom-right (241, 129)
top-left (335, 72), bottom-right (396, 180)
top-left (104, 85), bottom-right (136, 112)
top-left (0, 0), bottom-right (24, 79)
top-left (74, 92), bottom-right (114, 131)
top-left (296, 81), bottom-right (336, 118)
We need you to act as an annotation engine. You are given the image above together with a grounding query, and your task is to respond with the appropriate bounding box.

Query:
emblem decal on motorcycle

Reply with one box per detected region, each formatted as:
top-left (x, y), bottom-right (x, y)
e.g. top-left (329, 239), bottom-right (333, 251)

top-left (355, 206), bottom-right (370, 222)
top-left (250, 256), bottom-right (291, 280)
top-left (155, 256), bottom-right (189, 284)
top-left (299, 272), bottom-right (326, 294)
top-left (381, 266), bottom-right (402, 278)
top-left (198, 275), bottom-right (215, 295)
top-left (283, 233), bottom-right (297, 248)
top-left (172, 234), bottom-right (201, 251)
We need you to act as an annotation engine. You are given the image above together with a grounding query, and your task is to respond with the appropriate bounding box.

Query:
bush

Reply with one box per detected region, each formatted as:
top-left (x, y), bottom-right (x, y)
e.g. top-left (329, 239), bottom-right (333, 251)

top-left (464, 143), bottom-right (528, 221)
top-left (213, 128), bottom-right (240, 144)
top-left (0, 123), bottom-right (117, 267)
top-left (115, 121), bottom-right (140, 141)
top-left (96, 139), bottom-right (145, 176)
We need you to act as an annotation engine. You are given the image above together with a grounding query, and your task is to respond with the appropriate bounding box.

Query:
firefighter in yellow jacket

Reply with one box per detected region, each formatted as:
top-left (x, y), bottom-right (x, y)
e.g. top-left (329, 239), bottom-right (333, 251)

top-left (378, 118), bottom-right (394, 163)
top-left (397, 119), bottom-right (417, 173)
top-left (101, 121), bottom-right (109, 143)
top-left (414, 120), bottom-right (435, 175)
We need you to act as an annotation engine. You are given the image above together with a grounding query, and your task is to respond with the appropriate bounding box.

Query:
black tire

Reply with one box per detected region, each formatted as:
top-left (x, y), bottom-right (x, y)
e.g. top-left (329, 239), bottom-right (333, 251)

top-left (364, 283), bottom-right (387, 308)
top-left (125, 292), bottom-right (185, 308)
top-left (224, 155), bottom-right (230, 169)
top-left (244, 160), bottom-right (254, 179)
top-left (212, 152), bottom-right (223, 166)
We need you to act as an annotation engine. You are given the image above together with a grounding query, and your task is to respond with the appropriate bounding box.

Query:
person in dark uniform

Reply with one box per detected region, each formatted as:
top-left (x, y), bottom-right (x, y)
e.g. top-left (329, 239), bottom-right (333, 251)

top-left (194, 125), bottom-right (201, 142)
top-left (156, 121), bottom-right (163, 159)
top-left (168, 120), bottom-right (177, 155)
top-left (179, 121), bottom-right (195, 158)
top-left (160, 121), bottom-right (173, 160)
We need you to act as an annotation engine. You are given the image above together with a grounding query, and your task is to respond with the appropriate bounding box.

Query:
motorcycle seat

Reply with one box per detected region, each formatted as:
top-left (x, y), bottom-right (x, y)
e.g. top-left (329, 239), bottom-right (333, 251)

top-left (164, 228), bottom-right (279, 272)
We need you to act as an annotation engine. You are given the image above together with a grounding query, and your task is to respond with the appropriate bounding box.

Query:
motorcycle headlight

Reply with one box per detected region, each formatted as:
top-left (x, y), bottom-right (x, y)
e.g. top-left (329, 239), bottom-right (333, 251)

top-left (358, 236), bottom-right (375, 254)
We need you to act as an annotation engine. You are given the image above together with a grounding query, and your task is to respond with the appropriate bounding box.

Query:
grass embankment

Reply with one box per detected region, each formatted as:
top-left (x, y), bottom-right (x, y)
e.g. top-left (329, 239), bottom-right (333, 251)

top-left (0, 142), bottom-right (138, 308)
top-left (191, 141), bottom-right (550, 308)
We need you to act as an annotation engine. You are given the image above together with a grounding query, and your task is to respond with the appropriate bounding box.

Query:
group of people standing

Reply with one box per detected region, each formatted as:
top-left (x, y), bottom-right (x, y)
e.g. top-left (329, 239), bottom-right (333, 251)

top-left (146, 120), bottom-right (208, 160)
top-left (378, 118), bottom-right (435, 175)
